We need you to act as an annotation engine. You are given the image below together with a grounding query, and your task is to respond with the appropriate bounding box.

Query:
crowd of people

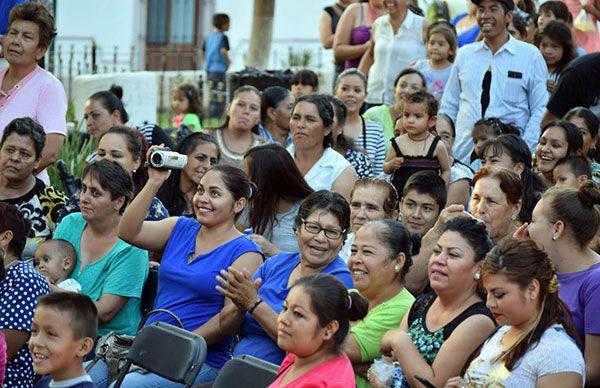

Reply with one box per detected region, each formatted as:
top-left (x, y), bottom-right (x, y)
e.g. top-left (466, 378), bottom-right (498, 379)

top-left (0, 0), bottom-right (600, 387)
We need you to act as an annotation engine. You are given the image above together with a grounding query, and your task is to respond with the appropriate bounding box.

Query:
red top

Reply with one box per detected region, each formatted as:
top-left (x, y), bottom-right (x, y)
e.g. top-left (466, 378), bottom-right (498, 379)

top-left (268, 353), bottom-right (356, 388)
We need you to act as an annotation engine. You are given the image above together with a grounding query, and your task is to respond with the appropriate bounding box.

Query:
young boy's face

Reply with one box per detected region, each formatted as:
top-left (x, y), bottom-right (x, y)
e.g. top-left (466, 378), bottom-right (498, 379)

top-left (401, 190), bottom-right (441, 237)
top-left (29, 307), bottom-right (90, 380)
top-left (553, 164), bottom-right (586, 189)
top-left (34, 245), bottom-right (69, 285)
top-left (291, 83), bottom-right (316, 99)
top-left (537, 10), bottom-right (556, 29)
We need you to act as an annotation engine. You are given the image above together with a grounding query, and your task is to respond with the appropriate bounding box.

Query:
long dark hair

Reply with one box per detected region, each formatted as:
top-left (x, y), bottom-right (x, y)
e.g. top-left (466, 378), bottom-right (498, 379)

top-left (541, 120), bottom-right (584, 156)
top-left (292, 274), bottom-right (368, 354)
top-left (99, 126), bottom-right (149, 197)
top-left (89, 85), bottom-right (129, 124)
top-left (483, 239), bottom-right (578, 370)
top-left (479, 134), bottom-right (545, 223)
top-left (157, 132), bottom-right (220, 216)
top-left (322, 94), bottom-right (357, 154)
top-left (534, 20), bottom-right (577, 75)
top-left (564, 107), bottom-right (600, 161)
top-left (0, 202), bottom-right (31, 279)
top-left (245, 144), bottom-right (313, 235)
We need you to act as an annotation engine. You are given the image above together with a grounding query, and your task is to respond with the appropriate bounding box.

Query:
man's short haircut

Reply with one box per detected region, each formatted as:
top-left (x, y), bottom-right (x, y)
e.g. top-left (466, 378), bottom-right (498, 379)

top-left (555, 156), bottom-right (592, 179)
top-left (41, 239), bottom-right (77, 273)
top-left (290, 69), bottom-right (319, 89)
top-left (36, 293), bottom-right (98, 340)
top-left (402, 170), bottom-right (447, 210)
top-left (212, 13), bottom-right (230, 30)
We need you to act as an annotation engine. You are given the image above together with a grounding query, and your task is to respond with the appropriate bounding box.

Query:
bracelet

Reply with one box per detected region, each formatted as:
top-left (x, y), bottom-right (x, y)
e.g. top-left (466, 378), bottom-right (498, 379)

top-left (248, 298), bottom-right (263, 314)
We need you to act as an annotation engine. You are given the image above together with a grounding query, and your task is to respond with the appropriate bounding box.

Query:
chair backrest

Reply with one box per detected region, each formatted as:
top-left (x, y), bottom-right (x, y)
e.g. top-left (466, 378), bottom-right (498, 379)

top-left (141, 266), bottom-right (159, 315)
top-left (211, 355), bottom-right (279, 388)
top-left (117, 322), bottom-right (206, 387)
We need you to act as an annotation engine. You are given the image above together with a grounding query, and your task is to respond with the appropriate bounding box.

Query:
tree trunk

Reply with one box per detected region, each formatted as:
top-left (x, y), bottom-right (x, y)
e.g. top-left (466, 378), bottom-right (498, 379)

top-left (245, 0), bottom-right (275, 69)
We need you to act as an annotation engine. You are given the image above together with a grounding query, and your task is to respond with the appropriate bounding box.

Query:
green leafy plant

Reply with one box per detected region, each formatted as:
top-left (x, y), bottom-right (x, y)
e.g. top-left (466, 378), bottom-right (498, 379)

top-left (286, 48), bottom-right (313, 68)
top-left (48, 126), bottom-right (94, 193)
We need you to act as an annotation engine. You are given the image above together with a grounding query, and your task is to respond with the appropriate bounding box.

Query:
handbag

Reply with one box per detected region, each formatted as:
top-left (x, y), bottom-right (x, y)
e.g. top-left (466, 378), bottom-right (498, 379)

top-left (86, 308), bottom-right (184, 384)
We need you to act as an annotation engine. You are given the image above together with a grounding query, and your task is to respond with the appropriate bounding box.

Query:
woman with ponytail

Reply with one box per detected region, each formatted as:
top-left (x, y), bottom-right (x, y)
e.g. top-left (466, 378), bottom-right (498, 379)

top-left (268, 273), bottom-right (368, 387)
top-left (108, 162), bottom-right (263, 386)
top-left (446, 239), bottom-right (584, 387)
top-left (517, 180), bottom-right (600, 386)
top-left (345, 220), bottom-right (416, 388)
top-left (379, 218), bottom-right (496, 388)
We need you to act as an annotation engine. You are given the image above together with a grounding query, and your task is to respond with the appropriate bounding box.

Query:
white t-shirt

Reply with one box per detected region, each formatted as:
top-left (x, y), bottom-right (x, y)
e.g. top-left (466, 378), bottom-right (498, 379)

top-left (288, 146), bottom-right (353, 192)
top-left (464, 325), bottom-right (585, 387)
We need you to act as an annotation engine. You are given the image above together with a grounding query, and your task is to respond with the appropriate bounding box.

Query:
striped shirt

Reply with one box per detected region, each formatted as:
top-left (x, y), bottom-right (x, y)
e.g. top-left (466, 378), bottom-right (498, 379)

top-left (439, 34), bottom-right (548, 164)
top-left (354, 120), bottom-right (386, 176)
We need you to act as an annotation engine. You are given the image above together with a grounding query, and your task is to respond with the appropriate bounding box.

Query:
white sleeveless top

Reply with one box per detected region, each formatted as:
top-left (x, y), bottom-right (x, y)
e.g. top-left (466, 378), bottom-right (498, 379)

top-left (366, 11), bottom-right (426, 105)
top-left (287, 146), bottom-right (352, 192)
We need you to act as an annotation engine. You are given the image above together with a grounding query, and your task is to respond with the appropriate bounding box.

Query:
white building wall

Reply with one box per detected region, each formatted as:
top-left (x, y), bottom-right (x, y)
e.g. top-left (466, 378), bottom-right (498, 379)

top-left (213, 0), bottom-right (334, 72)
top-left (54, 0), bottom-right (143, 75)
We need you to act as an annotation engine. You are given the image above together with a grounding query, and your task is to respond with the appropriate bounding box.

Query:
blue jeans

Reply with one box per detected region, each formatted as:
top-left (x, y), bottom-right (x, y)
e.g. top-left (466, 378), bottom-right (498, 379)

top-left (85, 359), bottom-right (220, 387)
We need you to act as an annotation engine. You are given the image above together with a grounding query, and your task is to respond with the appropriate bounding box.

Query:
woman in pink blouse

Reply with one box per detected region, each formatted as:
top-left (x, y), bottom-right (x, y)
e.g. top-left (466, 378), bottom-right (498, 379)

top-left (269, 274), bottom-right (368, 388)
top-left (0, 2), bottom-right (67, 184)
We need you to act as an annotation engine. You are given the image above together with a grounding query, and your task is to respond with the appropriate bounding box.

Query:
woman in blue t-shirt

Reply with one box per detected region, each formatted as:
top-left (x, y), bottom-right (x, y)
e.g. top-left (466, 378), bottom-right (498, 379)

top-left (216, 190), bottom-right (354, 365)
top-left (108, 160), bottom-right (263, 387)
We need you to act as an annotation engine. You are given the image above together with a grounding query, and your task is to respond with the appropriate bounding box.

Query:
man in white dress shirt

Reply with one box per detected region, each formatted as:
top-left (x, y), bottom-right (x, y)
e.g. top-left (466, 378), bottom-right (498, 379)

top-left (439, 0), bottom-right (547, 164)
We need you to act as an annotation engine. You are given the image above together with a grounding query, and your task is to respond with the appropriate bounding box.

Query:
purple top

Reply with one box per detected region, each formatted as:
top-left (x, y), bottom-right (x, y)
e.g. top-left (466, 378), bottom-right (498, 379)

top-left (344, 3), bottom-right (374, 69)
top-left (346, 25), bottom-right (371, 69)
top-left (557, 262), bottom-right (600, 351)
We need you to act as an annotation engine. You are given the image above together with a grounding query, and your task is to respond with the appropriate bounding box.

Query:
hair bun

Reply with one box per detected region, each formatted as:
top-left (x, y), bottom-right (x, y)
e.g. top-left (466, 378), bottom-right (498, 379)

top-left (577, 180), bottom-right (600, 208)
top-left (110, 84), bottom-right (123, 100)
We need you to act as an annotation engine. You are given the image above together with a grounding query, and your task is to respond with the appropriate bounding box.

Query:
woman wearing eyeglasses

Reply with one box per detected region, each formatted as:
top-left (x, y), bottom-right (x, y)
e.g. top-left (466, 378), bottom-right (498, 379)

top-left (217, 190), bottom-right (354, 366)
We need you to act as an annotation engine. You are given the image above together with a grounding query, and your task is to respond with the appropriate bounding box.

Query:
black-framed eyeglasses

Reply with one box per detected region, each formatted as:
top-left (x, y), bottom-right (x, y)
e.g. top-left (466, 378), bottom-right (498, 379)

top-left (300, 219), bottom-right (345, 240)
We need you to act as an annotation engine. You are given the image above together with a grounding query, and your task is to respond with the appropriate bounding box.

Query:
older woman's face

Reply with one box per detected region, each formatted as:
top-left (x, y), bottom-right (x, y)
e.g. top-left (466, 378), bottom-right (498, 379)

top-left (470, 176), bottom-right (519, 242)
top-left (297, 209), bottom-right (344, 270)
top-left (0, 133), bottom-right (39, 182)
top-left (96, 133), bottom-right (140, 176)
top-left (2, 20), bottom-right (47, 67)
top-left (84, 99), bottom-right (121, 141)
top-left (78, 175), bottom-right (122, 222)
top-left (290, 101), bottom-right (331, 152)
top-left (350, 185), bottom-right (390, 232)
top-left (227, 91), bottom-right (261, 132)
top-left (429, 230), bottom-right (479, 293)
top-left (349, 224), bottom-right (402, 296)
